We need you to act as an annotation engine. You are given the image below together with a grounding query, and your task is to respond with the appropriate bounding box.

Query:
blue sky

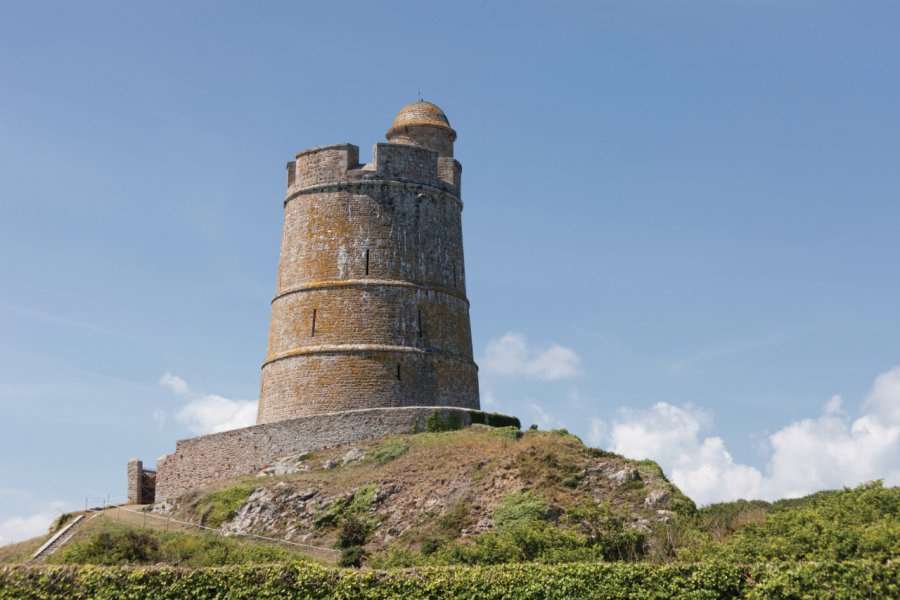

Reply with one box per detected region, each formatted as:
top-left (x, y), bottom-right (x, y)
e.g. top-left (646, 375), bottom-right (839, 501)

top-left (2, 0), bottom-right (899, 543)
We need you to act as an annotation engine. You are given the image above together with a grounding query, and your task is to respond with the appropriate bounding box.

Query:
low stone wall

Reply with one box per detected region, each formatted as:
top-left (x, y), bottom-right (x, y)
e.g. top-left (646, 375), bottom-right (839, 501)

top-left (154, 406), bottom-right (519, 501)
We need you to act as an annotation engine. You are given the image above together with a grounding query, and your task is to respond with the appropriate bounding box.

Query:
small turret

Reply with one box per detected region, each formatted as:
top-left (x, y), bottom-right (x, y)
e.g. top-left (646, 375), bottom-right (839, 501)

top-left (386, 101), bottom-right (456, 157)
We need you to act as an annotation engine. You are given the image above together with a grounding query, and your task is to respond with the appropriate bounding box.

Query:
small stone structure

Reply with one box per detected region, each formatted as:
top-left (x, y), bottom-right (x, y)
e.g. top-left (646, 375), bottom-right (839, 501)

top-left (131, 102), bottom-right (518, 503)
top-left (126, 459), bottom-right (156, 504)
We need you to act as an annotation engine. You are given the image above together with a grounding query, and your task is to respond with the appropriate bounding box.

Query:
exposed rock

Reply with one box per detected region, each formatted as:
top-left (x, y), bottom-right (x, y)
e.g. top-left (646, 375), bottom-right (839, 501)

top-left (610, 468), bottom-right (641, 485)
top-left (644, 488), bottom-right (670, 508)
top-left (342, 447), bottom-right (366, 464)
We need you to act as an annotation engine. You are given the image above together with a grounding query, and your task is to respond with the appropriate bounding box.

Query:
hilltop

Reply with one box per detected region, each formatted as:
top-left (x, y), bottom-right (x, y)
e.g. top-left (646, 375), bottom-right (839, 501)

top-left (4, 423), bottom-right (898, 571)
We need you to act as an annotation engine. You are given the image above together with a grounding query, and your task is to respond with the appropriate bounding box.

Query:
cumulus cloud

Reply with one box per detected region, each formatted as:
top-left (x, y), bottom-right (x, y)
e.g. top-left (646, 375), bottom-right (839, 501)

top-left (592, 366), bottom-right (900, 505)
top-left (0, 498), bottom-right (69, 546)
top-left (159, 373), bottom-right (257, 435)
top-left (482, 332), bottom-right (581, 381)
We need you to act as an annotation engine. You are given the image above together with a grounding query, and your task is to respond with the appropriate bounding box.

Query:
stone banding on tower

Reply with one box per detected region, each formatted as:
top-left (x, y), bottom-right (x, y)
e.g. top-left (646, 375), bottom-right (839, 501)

top-left (256, 101), bottom-right (479, 424)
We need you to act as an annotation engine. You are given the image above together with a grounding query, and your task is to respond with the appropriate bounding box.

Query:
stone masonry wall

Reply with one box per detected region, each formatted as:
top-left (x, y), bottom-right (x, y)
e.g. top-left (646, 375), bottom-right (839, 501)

top-left (127, 459), bottom-right (156, 505)
top-left (155, 407), bottom-right (511, 501)
top-left (257, 140), bottom-right (477, 425)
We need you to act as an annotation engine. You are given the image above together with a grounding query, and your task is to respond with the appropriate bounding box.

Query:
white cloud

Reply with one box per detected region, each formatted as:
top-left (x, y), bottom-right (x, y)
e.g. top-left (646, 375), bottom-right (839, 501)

top-left (176, 394), bottom-right (257, 435)
top-left (159, 373), bottom-right (257, 435)
top-left (152, 408), bottom-right (166, 429)
top-left (0, 513), bottom-right (55, 546)
top-left (529, 403), bottom-right (560, 429)
top-left (482, 332), bottom-right (581, 381)
top-left (159, 372), bottom-right (189, 396)
top-left (587, 418), bottom-right (607, 447)
top-left (594, 366), bottom-right (900, 505)
top-left (0, 499), bottom-right (69, 546)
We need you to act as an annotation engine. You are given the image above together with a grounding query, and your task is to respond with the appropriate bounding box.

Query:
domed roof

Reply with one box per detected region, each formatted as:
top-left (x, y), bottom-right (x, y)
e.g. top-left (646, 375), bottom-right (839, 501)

top-left (389, 101), bottom-right (453, 131)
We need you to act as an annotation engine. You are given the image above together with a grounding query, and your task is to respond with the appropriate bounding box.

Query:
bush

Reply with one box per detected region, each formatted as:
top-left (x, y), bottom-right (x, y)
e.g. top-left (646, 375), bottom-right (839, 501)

top-left (338, 545), bottom-right (366, 568)
top-left (8, 561), bottom-right (898, 598)
top-left (53, 522), bottom-right (303, 567)
top-left (336, 515), bottom-right (369, 549)
top-left (59, 530), bottom-right (160, 565)
top-left (493, 491), bottom-right (547, 529)
top-left (716, 481), bottom-right (900, 563)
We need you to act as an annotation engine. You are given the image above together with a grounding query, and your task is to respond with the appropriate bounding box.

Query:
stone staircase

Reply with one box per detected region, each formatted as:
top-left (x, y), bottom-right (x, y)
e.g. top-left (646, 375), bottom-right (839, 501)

top-left (30, 514), bottom-right (88, 561)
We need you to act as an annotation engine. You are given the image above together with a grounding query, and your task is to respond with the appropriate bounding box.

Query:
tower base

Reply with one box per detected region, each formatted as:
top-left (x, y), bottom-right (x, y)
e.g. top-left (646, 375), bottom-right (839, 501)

top-left (149, 407), bottom-right (520, 502)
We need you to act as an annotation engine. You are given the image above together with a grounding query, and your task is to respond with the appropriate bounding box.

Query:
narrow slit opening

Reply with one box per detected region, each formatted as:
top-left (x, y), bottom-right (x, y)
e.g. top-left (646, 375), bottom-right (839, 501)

top-left (311, 308), bottom-right (317, 337)
top-left (365, 249), bottom-right (370, 276)
top-left (396, 363), bottom-right (401, 381)
top-left (418, 309), bottom-right (423, 338)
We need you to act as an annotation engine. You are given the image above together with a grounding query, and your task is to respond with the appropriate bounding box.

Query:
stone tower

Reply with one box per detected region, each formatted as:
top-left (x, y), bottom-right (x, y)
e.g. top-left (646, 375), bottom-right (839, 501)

top-left (256, 101), bottom-right (480, 424)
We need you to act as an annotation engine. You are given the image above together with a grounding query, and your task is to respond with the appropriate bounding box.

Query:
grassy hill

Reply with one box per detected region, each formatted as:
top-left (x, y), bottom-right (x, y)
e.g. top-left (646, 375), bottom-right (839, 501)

top-left (3, 424), bottom-right (897, 572)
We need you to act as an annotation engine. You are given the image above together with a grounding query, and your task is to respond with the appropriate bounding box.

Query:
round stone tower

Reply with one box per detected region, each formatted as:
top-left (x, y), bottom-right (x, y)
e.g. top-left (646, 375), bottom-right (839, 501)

top-left (256, 101), bottom-right (480, 425)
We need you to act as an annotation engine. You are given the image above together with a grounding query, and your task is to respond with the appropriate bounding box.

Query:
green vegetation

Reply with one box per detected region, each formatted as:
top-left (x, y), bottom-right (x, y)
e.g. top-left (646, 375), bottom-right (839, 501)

top-left (193, 485), bottom-right (256, 528)
top-left (50, 521), bottom-right (305, 567)
top-left (492, 491), bottom-right (547, 528)
top-left (701, 480), bottom-right (900, 562)
top-left (313, 483), bottom-right (376, 530)
top-left (364, 438), bottom-right (409, 464)
top-left (425, 411), bottom-right (463, 432)
top-left (3, 561), bottom-right (899, 599)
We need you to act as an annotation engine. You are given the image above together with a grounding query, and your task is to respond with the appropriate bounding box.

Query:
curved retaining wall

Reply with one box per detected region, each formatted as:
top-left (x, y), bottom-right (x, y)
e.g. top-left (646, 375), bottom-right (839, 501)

top-left (154, 407), bottom-right (518, 501)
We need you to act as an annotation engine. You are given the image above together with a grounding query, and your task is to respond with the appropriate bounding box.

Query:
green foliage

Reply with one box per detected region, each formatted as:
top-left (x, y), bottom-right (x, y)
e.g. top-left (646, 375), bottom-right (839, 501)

top-left (486, 426), bottom-right (523, 440)
top-left (493, 491), bottom-right (547, 529)
top-left (57, 530), bottom-right (160, 565)
top-left (336, 515), bottom-right (369, 549)
top-left (364, 439), bottom-right (409, 464)
top-left (5, 561), bottom-right (899, 599)
top-left (52, 522), bottom-right (303, 567)
top-left (313, 484), bottom-right (376, 529)
top-left (194, 485), bottom-right (255, 528)
top-left (562, 500), bottom-right (647, 561)
top-left (337, 545), bottom-right (366, 568)
top-left (425, 411), bottom-right (463, 433)
top-left (714, 480), bottom-right (900, 563)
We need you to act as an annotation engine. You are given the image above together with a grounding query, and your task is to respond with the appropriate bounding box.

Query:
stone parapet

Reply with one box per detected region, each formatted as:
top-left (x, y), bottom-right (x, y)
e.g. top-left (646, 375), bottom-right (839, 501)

top-left (154, 407), bottom-right (519, 501)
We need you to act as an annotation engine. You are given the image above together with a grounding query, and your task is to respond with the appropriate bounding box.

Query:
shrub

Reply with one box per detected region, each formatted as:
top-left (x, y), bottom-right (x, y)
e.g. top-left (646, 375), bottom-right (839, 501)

top-left (493, 491), bottom-right (547, 529)
top-left (59, 530), bottom-right (160, 565)
top-left (336, 515), bottom-right (370, 549)
top-left (338, 545), bottom-right (366, 568)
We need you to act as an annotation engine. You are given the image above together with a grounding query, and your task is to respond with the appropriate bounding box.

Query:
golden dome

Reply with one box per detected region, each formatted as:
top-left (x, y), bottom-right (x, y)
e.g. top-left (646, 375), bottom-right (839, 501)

top-left (388, 101), bottom-right (453, 132)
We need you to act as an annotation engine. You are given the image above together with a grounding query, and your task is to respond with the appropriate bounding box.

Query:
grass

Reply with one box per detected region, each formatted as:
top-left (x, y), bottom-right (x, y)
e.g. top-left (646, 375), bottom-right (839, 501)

top-left (49, 519), bottom-right (309, 567)
top-left (194, 485), bottom-right (256, 528)
top-left (313, 483), bottom-right (377, 530)
top-left (364, 438), bottom-right (409, 464)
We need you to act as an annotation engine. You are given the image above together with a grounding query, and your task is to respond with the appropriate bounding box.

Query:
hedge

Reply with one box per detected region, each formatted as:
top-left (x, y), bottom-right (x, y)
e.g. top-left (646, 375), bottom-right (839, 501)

top-left (1, 561), bottom-right (897, 599)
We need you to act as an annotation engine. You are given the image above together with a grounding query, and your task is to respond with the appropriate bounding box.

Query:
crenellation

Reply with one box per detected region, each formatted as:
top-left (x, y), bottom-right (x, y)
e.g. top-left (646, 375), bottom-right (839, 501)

top-left (293, 143), bottom-right (360, 189)
top-left (373, 143), bottom-right (438, 186)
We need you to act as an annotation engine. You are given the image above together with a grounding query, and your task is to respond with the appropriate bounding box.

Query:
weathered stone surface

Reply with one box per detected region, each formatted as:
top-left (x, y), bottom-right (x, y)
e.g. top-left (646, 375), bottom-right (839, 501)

top-left (257, 102), bottom-right (478, 425)
top-left (154, 406), bottom-right (515, 501)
